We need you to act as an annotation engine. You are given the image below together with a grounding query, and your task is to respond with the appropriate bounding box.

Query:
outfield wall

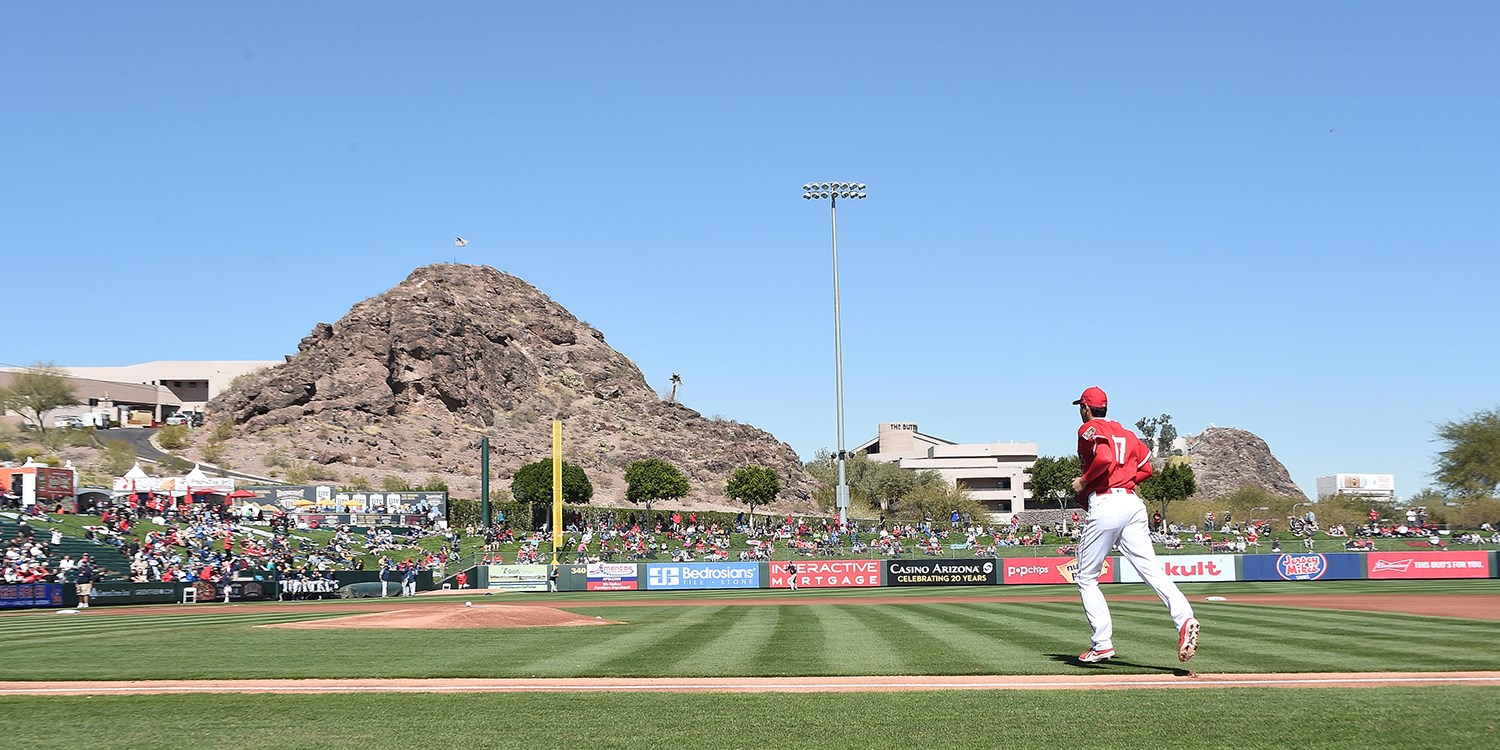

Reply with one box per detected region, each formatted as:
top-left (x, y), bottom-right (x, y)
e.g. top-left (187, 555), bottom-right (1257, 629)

top-left (547, 550), bottom-right (1497, 591)
top-left (1, 552), bottom-right (1493, 608)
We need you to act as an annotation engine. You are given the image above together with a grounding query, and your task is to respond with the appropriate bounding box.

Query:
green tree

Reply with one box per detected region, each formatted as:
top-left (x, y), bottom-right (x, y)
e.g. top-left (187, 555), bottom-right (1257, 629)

top-left (1136, 458), bottom-right (1198, 523)
top-left (1135, 414), bottom-right (1178, 456)
top-left (0, 363), bottom-right (77, 437)
top-left (901, 479), bottom-right (989, 523)
top-left (726, 465), bottom-right (781, 527)
top-left (1434, 408), bottom-right (1500, 498)
top-left (667, 373), bottom-right (682, 403)
top-left (866, 460), bottom-right (917, 512)
top-left (1026, 455), bottom-right (1081, 509)
top-left (511, 459), bottom-right (593, 505)
top-left (624, 458), bottom-right (690, 522)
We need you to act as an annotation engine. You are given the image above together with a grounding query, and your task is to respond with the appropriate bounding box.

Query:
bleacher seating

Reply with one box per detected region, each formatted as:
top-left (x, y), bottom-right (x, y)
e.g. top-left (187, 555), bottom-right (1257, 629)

top-left (0, 519), bottom-right (133, 580)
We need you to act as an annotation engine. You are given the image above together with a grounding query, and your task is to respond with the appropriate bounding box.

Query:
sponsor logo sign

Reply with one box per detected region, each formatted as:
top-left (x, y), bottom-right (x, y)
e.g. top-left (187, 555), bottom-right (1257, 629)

top-left (1366, 551), bottom-right (1492, 580)
top-left (1242, 553), bottom-right (1363, 582)
top-left (485, 564), bottom-right (549, 592)
top-left (885, 559), bottom-right (996, 586)
top-left (770, 559), bottom-right (880, 589)
top-left (87, 582), bottom-right (183, 605)
top-left (645, 563), bottom-right (760, 590)
top-left (1003, 557), bottom-right (1114, 585)
top-left (587, 562), bottom-right (639, 591)
top-left (0, 583), bottom-right (64, 609)
top-left (1277, 553), bottom-right (1328, 580)
top-left (1120, 554), bottom-right (1236, 583)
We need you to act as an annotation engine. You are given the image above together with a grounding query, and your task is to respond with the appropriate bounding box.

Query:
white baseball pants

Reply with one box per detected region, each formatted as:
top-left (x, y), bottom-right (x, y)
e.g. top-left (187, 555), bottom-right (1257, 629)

top-left (1076, 488), bottom-right (1194, 651)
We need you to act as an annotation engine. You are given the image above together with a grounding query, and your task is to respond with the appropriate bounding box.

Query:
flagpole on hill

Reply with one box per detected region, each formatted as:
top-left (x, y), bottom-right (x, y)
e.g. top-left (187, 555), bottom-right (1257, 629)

top-left (453, 236), bottom-right (468, 264)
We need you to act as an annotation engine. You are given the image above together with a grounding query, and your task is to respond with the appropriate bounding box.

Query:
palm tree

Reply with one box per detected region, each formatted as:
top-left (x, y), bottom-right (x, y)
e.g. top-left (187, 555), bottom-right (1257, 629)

top-left (668, 373), bottom-right (682, 403)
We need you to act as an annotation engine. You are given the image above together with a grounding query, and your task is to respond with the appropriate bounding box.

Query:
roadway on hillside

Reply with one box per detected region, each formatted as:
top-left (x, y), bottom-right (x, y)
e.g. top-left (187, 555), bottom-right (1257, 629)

top-left (105, 426), bottom-right (276, 483)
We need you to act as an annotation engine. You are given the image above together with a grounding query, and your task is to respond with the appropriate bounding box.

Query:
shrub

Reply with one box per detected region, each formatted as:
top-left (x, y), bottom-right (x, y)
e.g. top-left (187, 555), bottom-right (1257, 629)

top-left (381, 475), bottom-right (412, 492)
top-left (201, 440), bottom-right (227, 465)
top-left (157, 425), bottom-right (189, 450)
top-left (102, 440), bottom-right (136, 475)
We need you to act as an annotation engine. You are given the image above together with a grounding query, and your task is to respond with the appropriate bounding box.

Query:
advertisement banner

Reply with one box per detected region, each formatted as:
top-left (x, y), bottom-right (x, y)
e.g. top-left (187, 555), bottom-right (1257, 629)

top-left (1242, 553), bottom-right (1364, 581)
top-left (86, 582), bottom-right (184, 606)
top-left (645, 562), bottom-right (760, 590)
top-left (0, 583), bottom-right (64, 609)
top-left (770, 559), bottom-right (881, 589)
top-left (885, 559), bottom-right (997, 586)
top-left (1367, 551), bottom-right (1492, 580)
top-left (486, 564), bottom-right (549, 592)
top-left (1002, 557), bottom-right (1114, 585)
top-left (1120, 554), bottom-right (1237, 583)
top-left (299, 513), bottom-right (432, 528)
top-left (587, 562), bottom-right (639, 591)
top-left (235, 485), bottom-right (446, 523)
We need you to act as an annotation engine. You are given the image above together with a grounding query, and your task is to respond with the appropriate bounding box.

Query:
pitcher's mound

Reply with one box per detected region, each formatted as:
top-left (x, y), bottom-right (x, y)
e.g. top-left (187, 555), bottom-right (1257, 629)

top-left (264, 605), bottom-right (618, 630)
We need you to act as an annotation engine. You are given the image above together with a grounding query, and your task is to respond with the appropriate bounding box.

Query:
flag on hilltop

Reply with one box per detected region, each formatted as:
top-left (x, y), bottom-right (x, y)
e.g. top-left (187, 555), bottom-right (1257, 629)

top-left (455, 237), bottom-right (468, 247)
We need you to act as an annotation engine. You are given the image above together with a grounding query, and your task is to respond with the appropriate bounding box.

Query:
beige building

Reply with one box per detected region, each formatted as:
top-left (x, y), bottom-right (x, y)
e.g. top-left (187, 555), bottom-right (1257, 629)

top-left (855, 422), bottom-right (1038, 521)
top-left (62, 360), bottom-right (278, 411)
top-left (1, 360), bottom-right (278, 427)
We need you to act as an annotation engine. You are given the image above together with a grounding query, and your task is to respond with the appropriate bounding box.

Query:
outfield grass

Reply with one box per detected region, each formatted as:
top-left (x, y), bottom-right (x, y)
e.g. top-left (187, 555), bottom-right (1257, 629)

top-left (1, 580), bottom-right (1495, 681)
top-left (2, 688), bottom-right (1496, 750)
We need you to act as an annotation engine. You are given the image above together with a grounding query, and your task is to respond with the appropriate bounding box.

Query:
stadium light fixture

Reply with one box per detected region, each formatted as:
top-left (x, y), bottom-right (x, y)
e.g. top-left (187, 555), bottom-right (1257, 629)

top-left (803, 181), bottom-right (866, 528)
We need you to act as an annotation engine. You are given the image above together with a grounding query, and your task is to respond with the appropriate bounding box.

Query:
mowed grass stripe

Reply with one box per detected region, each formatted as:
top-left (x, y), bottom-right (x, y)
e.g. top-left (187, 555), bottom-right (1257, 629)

top-left (596, 604), bottom-right (750, 676)
top-left (655, 603), bottom-right (777, 676)
top-left (909, 603), bottom-right (1081, 670)
top-left (1203, 605), bottom-right (1500, 666)
top-left (795, 605), bottom-right (909, 675)
top-left (747, 605), bottom-right (830, 675)
top-left (4, 687), bottom-right (1498, 750)
top-left (883, 604), bottom-right (1047, 673)
top-left (848, 604), bottom-right (984, 675)
top-left (0, 612), bottom-right (336, 640)
top-left (519, 605), bottom-right (731, 676)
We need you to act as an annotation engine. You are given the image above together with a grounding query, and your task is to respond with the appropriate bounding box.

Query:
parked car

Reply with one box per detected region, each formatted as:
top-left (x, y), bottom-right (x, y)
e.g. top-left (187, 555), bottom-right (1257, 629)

top-left (52, 416), bottom-right (86, 429)
top-left (165, 414), bottom-right (190, 426)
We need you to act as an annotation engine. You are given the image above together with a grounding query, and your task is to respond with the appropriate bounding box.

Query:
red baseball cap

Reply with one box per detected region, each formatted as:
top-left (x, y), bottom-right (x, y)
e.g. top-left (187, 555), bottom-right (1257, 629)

top-left (1072, 386), bottom-right (1108, 408)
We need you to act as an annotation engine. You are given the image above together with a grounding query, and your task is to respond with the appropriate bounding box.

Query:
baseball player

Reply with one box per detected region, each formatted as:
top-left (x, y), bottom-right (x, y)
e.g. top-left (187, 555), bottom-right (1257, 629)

top-left (1069, 387), bottom-right (1199, 664)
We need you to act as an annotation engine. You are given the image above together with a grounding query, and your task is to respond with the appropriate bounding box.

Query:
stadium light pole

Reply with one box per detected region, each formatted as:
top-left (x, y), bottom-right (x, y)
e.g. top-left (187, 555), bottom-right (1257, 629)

top-left (804, 181), bottom-right (866, 529)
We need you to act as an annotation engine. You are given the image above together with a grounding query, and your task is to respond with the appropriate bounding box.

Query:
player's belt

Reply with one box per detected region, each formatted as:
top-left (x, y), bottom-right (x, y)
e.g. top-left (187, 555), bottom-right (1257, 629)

top-left (1087, 488), bottom-right (1132, 503)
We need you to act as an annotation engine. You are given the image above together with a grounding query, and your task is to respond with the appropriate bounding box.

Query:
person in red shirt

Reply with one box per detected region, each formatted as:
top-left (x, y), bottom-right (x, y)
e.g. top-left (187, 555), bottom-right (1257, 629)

top-left (1069, 386), bottom-right (1199, 665)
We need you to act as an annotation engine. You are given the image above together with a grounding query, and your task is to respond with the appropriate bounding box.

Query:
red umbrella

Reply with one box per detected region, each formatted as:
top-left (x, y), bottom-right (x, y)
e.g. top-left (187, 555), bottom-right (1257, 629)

top-left (226, 489), bottom-right (257, 499)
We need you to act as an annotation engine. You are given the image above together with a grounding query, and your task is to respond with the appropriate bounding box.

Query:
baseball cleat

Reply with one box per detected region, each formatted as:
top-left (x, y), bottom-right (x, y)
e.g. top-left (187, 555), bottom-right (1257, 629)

top-left (1178, 617), bottom-right (1200, 662)
top-left (1078, 647), bottom-right (1115, 663)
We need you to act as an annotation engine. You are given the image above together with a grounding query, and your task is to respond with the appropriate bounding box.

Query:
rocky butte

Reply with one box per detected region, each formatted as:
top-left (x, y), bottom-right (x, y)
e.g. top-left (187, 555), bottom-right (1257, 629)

top-left (1184, 427), bottom-right (1307, 501)
top-left (202, 264), bottom-right (817, 513)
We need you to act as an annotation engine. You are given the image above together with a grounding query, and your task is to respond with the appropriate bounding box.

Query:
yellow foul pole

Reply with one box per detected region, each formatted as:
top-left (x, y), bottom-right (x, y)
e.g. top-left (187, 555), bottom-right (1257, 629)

top-left (551, 420), bottom-right (563, 566)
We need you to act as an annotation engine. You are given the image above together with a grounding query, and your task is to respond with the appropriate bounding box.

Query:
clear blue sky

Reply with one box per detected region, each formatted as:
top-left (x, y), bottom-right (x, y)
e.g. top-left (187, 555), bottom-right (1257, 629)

top-left (4, 3), bottom-right (1496, 500)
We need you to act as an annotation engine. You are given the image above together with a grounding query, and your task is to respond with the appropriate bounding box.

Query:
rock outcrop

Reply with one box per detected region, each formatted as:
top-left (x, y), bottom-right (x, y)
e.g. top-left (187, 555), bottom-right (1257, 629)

top-left (202, 264), bottom-right (817, 512)
top-left (1184, 427), bottom-right (1306, 501)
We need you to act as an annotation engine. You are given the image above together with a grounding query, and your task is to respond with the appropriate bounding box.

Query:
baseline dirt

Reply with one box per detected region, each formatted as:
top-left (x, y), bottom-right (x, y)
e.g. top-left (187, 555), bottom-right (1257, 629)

top-left (2, 672), bottom-right (1498, 695)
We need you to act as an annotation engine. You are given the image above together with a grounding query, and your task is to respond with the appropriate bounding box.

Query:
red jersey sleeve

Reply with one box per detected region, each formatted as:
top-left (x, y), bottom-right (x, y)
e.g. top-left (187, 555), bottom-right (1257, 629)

top-left (1076, 421), bottom-right (1116, 501)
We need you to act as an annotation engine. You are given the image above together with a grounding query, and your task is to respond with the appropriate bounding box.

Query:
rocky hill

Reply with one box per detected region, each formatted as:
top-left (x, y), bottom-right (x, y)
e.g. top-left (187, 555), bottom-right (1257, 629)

top-left (199, 264), bottom-right (817, 513)
top-left (1184, 427), bottom-right (1307, 501)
